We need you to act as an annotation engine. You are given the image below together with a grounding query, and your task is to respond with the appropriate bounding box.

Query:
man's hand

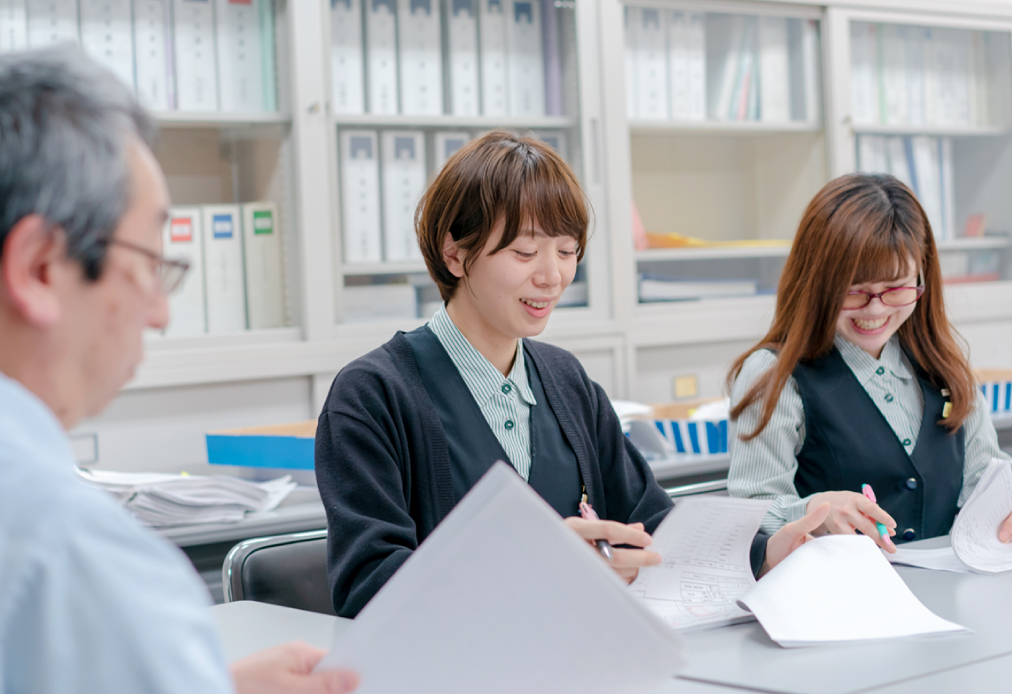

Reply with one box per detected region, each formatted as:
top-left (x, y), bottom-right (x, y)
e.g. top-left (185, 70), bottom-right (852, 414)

top-left (760, 503), bottom-right (831, 577)
top-left (230, 641), bottom-right (359, 694)
top-left (805, 491), bottom-right (897, 552)
top-left (564, 517), bottom-right (661, 584)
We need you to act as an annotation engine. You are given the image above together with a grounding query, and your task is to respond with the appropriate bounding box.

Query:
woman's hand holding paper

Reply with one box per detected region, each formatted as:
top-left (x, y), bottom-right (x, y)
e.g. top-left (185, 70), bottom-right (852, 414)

top-left (806, 491), bottom-right (897, 552)
top-left (760, 502), bottom-right (830, 577)
top-left (563, 518), bottom-right (661, 583)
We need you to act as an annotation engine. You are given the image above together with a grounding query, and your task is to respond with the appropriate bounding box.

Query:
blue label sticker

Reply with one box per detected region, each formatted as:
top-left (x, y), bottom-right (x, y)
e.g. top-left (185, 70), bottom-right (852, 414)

top-left (212, 214), bottom-right (234, 239)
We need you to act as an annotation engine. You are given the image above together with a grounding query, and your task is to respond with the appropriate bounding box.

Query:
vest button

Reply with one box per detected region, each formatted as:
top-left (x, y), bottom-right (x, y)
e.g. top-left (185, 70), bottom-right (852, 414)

top-left (902, 528), bottom-right (916, 541)
top-left (905, 478), bottom-right (918, 490)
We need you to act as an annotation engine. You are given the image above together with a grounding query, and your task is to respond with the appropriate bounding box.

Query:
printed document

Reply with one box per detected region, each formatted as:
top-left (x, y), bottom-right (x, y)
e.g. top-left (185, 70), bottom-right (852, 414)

top-left (740, 535), bottom-right (970, 647)
top-left (630, 497), bottom-right (770, 631)
top-left (889, 459), bottom-right (1012, 574)
top-left (315, 463), bottom-right (684, 694)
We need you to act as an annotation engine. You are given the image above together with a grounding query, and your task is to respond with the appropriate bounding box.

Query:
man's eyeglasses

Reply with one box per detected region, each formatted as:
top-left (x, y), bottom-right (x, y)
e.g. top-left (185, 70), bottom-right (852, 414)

top-left (97, 238), bottom-right (191, 295)
top-left (841, 285), bottom-right (925, 310)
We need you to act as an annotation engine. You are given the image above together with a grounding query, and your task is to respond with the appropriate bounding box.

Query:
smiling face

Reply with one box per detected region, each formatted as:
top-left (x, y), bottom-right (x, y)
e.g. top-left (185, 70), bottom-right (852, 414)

top-left (444, 217), bottom-right (578, 363)
top-left (835, 260), bottom-right (920, 359)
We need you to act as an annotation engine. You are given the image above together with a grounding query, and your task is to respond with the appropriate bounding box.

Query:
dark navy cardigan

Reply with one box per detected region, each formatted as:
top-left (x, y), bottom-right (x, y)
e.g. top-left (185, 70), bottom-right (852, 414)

top-left (316, 328), bottom-right (767, 617)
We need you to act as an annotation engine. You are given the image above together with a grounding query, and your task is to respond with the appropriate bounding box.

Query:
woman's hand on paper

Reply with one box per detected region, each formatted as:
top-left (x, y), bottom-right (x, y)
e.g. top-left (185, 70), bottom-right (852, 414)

top-left (563, 517), bottom-right (661, 583)
top-left (760, 502), bottom-right (830, 578)
top-left (806, 491), bottom-right (897, 552)
top-left (999, 512), bottom-right (1012, 543)
top-left (230, 641), bottom-right (360, 694)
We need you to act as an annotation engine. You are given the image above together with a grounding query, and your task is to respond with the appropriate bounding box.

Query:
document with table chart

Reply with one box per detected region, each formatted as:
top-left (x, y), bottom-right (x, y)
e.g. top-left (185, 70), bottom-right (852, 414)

top-left (629, 496), bottom-right (770, 632)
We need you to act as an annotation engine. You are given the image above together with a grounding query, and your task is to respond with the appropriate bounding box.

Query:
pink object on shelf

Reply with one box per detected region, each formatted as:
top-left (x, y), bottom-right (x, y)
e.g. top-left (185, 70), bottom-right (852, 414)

top-left (632, 200), bottom-right (648, 251)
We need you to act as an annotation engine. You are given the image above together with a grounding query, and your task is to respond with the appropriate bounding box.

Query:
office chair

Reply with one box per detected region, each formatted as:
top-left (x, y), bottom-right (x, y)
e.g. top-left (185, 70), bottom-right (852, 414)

top-left (222, 528), bottom-right (336, 616)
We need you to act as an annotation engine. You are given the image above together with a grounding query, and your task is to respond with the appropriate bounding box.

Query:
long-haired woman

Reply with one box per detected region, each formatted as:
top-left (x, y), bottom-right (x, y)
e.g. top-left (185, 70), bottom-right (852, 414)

top-left (727, 173), bottom-right (1012, 550)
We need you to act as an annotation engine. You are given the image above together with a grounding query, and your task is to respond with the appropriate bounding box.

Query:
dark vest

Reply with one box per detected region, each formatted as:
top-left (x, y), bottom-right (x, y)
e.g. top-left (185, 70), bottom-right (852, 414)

top-left (403, 326), bottom-right (582, 518)
top-left (792, 347), bottom-right (964, 542)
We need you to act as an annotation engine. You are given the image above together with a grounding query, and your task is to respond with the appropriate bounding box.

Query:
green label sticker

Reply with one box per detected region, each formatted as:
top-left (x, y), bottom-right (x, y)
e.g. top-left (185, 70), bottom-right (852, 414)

top-left (253, 210), bottom-right (274, 235)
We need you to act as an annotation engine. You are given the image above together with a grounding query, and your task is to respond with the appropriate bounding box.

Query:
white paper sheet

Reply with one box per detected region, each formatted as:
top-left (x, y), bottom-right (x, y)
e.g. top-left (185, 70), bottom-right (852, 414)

top-left (887, 546), bottom-right (973, 573)
top-left (315, 463), bottom-right (684, 694)
top-left (629, 497), bottom-right (770, 631)
top-left (951, 458), bottom-right (1012, 573)
top-left (740, 535), bottom-right (970, 647)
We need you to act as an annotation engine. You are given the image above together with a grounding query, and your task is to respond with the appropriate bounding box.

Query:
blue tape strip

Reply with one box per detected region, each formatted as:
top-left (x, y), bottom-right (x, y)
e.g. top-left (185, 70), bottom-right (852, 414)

top-left (206, 435), bottom-right (315, 469)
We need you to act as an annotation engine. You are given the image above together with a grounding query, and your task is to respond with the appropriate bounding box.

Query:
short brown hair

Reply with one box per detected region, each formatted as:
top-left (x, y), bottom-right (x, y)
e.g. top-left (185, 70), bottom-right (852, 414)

top-left (416, 131), bottom-right (588, 302)
top-left (728, 173), bottom-right (975, 438)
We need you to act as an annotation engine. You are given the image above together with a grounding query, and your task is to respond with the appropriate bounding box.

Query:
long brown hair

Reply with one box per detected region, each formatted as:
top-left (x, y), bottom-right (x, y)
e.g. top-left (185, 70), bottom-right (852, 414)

top-left (416, 131), bottom-right (588, 302)
top-left (728, 173), bottom-right (974, 440)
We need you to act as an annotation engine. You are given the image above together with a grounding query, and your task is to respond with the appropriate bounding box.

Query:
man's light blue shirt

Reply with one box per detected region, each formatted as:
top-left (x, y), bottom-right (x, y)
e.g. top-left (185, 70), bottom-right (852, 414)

top-left (0, 373), bottom-right (234, 693)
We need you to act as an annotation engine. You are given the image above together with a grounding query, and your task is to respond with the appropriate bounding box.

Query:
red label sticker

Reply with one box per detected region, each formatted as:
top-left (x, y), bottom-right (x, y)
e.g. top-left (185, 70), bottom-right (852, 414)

top-left (170, 217), bottom-right (193, 243)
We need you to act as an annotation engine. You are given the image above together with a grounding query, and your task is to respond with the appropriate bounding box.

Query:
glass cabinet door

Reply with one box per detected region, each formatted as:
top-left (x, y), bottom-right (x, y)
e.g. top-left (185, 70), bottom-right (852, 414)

top-left (0, 0), bottom-right (300, 343)
top-left (842, 15), bottom-right (1012, 285)
top-left (325, 0), bottom-right (603, 326)
top-left (619, 2), bottom-right (829, 306)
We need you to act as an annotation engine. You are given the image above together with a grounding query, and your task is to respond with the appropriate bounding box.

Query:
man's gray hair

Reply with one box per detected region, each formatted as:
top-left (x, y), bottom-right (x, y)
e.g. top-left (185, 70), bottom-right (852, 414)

top-left (0, 46), bottom-right (157, 280)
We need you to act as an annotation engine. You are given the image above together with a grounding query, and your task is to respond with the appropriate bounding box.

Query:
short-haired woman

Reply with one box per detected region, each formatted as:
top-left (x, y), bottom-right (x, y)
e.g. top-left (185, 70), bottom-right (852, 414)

top-left (317, 132), bottom-right (825, 617)
top-left (727, 173), bottom-right (1012, 549)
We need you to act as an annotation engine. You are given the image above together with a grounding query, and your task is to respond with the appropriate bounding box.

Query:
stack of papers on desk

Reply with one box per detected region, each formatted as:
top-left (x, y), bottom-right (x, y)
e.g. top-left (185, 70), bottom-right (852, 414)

top-left (316, 463), bottom-right (684, 694)
top-left (630, 496), bottom-right (770, 631)
top-left (739, 535), bottom-right (970, 647)
top-left (889, 458), bottom-right (1012, 574)
top-left (76, 468), bottom-right (295, 527)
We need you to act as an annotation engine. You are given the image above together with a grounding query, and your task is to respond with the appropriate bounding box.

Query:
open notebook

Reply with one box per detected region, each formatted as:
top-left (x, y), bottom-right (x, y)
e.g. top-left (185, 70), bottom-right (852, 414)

top-left (889, 458), bottom-right (1012, 574)
top-left (315, 463), bottom-right (684, 694)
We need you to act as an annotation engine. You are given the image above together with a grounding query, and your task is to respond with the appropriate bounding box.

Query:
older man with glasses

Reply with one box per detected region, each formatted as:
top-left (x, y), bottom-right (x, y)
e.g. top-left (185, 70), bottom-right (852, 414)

top-left (0, 47), bottom-right (358, 693)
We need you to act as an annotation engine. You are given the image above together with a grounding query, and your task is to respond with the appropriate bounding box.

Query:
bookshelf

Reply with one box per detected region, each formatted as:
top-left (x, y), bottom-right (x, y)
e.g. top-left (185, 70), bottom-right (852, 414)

top-left (325, 0), bottom-right (603, 327)
top-left (8, 0), bottom-right (1006, 477)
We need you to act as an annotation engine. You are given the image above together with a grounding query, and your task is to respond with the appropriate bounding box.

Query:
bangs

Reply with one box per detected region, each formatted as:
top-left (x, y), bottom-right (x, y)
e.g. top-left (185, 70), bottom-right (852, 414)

top-left (851, 217), bottom-right (923, 286)
top-left (488, 140), bottom-right (589, 256)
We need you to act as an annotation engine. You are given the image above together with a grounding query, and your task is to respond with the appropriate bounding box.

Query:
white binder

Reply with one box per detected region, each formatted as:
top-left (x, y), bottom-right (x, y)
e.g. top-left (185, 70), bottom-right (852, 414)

top-left (478, 0), bottom-right (507, 116)
top-left (627, 7), bottom-right (666, 120)
top-left (26, 0), bottom-right (78, 48)
top-left (133, 0), bottom-right (173, 110)
top-left (340, 130), bottom-right (382, 263)
top-left (398, 0), bottom-right (442, 115)
top-left (215, 0), bottom-right (269, 112)
top-left (162, 207), bottom-right (207, 337)
top-left (79, 0), bottom-right (135, 91)
top-left (201, 204), bottom-right (248, 333)
top-left (365, 0), bottom-right (397, 114)
top-left (330, 0), bottom-right (364, 114)
top-left (757, 16), bottom-right (789, 122)
top-left (173, 0), bottom-right (219, 111)
top-left (506, 0), bottom-right (544, 117)
top-left (0, 0), bottom-right (28, 53)
top-left (434, 131), bottom-right (469, 170)
top-left (446, 0), bottom-right (478, 116)
top-left (241, 202), bottom-right (286, 330)
top-left (381, 131), bottom-right (425, 262)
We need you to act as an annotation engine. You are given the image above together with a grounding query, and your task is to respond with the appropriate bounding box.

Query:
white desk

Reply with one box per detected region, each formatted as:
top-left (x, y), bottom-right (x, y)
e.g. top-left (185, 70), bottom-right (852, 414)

top-left (210, 537), bottom-right (1012, 694)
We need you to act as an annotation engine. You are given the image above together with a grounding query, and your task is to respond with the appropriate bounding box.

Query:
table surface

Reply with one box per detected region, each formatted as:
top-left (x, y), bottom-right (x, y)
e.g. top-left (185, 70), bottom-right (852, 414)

top-left (210, 536), bottom-right (1012, 694)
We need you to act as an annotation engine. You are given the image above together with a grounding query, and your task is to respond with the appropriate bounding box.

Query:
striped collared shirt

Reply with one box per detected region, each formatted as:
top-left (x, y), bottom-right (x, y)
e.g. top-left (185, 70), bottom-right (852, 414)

top-left (728, 334), bottom-right (1010, 533)
top-left (428, 305), bottom-right (537, 481)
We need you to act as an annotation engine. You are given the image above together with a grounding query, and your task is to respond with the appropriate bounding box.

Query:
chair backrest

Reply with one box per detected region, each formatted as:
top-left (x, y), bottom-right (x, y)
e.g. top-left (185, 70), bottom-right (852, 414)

top-left (222, 528), bottom-right (335, 616)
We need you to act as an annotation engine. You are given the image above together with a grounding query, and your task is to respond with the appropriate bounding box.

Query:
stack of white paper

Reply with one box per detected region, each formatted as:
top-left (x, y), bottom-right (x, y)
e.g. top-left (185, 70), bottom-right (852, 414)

top-left (77, 468), bottom-right (296, 527)
top-left (890, 459), bottom-right (1012, 574)
top-left (740, 535), bottom-right (970, 647)
top-left (315, 463), bottom-right (685, 693)
top-left (630, 497), bottom-right (770, 632)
